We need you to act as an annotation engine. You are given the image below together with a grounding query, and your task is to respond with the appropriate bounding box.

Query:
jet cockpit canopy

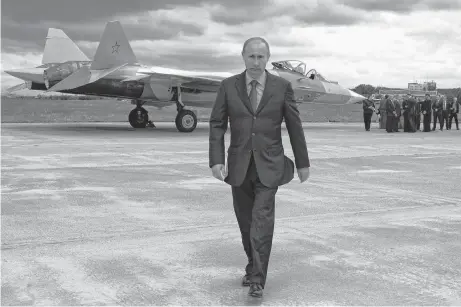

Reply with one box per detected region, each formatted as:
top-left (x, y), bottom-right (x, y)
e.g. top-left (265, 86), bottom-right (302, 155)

top-left (272, 60), bottom-right (306, 75)
top-left (271, 60), bottom-right (337, 83)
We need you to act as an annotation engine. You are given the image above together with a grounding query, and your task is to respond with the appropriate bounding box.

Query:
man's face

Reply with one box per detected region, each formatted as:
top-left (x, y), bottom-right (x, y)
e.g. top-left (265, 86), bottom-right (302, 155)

top-left (242, 41), bottom-right (269, 78)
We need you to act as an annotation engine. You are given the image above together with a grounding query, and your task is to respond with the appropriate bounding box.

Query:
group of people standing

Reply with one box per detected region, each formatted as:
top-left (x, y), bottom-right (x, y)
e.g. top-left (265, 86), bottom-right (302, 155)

top-left (362, 92), bottom-right (460, 132)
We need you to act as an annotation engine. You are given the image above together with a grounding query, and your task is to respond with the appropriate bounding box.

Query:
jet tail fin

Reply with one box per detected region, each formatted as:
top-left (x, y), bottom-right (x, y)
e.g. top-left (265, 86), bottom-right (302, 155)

top-left (42, 28), bottom-right (89, 64)
top-left (91, 20), bottom-right (137, 70)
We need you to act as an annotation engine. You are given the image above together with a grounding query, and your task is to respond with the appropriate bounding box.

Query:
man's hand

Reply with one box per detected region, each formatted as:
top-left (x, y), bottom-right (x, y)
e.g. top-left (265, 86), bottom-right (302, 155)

top-left (211, 164), bottom-right (227, 181)
top-left (297, 167), bottom-right (310, 183)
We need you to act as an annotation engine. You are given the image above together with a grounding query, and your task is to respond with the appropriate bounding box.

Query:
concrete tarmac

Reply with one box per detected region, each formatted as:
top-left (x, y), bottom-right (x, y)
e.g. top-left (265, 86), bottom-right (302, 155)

top-left (2, 122), bottom-right (461, 306)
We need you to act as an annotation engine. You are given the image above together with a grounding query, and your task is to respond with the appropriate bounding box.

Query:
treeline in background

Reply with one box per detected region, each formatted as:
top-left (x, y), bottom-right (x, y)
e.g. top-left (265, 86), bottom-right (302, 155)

top-left (351, 84), bottom-right (460, 97)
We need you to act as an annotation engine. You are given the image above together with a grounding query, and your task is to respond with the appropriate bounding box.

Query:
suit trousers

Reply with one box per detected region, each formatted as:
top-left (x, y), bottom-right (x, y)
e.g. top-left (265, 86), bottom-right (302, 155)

top-left (415, 113), bottom-right (421, 130)
top-left (403, 112), bottom-right (410, 132)
top-left (441, 111), bottom-right (449, 130)
top-left (403, 112), bottom-right (416, 132)
top-left (432, 112), bottom-right (442, 130)
top-left (363, 112), bottom-right (372, 130)
top-left (386, 115), bottom-right (395, 132)
top-left (423, 114), bottom-right (431, 132)
top-left (379, 113), bottom-right (387, 129)
top-left (394, 116), bottom-right (400, 131)
top-left (448, 113), bottom-right (459, 129)
top-left (231, 154), bottom-right (278, 288)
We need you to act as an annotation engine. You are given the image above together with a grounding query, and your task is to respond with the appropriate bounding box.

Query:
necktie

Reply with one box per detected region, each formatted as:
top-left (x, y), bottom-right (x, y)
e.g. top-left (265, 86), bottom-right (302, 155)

top-left (249, 80), bottom-right (258, 112)
top-left (443, 101), bottom-right (446, 110)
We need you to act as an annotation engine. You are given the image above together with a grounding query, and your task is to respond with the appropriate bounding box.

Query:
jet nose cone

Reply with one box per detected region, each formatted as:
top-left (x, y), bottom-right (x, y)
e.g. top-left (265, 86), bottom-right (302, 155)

top-left (347, 90), bottom-right (366, 104)
top-left (4, 68), bottom-right (45, 84)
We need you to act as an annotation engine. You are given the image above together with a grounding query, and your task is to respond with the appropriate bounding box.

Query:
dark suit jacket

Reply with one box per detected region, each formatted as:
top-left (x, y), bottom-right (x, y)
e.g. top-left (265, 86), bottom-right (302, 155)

top-left (441, 100), bottom-right (450, 115)
top-left (395, 101), bottom-right (401, 117)
top-left (432, 99), bottom-right (442, 113)
top-left (450, 100), bottom-right (459, 113)
top-left (363, 99), bottom-right (375, 114)
top-left (415, 100), bottom-right (422, 114)
top-left (421, 99), bottom-right (432, 114)
top-left (209, 70), bottom-right (310, 188)
top-left (385, 98), bottom-right (395, 115)
top-left (402, 99), bottom-right (415, 115)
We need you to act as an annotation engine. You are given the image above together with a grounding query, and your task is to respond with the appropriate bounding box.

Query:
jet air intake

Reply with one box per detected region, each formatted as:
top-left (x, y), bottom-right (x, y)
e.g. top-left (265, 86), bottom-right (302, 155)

top-left (43, 61), bottom-right (90, 89)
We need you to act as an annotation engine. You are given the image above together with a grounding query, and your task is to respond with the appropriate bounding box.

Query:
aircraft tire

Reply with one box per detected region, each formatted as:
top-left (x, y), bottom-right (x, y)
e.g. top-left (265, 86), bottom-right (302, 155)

top-left (129, 107), bottom-right (148, 128)
top-left (175, 109), bottom-right (197, 132)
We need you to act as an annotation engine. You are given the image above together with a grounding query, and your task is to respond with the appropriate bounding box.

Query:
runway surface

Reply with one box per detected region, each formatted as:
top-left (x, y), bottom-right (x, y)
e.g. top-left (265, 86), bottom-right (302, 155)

top-left (2, 122), bottom-right (461, 305)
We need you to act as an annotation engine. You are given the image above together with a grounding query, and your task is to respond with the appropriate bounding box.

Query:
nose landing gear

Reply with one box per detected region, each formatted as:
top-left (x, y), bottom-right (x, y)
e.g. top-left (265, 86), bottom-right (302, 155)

top-left (172, 86), bottom-right (198, 133)
top-left (175, 109), bottom-right (197, 132)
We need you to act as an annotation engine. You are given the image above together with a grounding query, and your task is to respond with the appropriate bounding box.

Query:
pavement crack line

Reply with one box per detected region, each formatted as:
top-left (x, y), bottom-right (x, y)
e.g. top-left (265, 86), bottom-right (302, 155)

top-left (2, 203), bottom-right (459, 251)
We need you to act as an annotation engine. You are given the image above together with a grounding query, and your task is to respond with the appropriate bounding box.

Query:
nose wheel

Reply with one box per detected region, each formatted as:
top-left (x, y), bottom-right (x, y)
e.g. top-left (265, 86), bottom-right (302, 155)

top-left (175, 109), bottom-right (197, 132)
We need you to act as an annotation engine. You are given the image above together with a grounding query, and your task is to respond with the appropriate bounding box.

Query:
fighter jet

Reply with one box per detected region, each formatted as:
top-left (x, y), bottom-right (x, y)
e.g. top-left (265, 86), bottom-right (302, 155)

top-left (4, 21), bottom-right (365, 132)
top-left (269, 60), bottom-right (365, 105)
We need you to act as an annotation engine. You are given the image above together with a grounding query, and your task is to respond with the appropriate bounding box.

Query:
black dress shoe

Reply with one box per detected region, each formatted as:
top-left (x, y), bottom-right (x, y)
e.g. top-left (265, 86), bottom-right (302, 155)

top-left (242, 275), bottom-right (251, 287)
top-left (248, 283), bottom-right (263, 298)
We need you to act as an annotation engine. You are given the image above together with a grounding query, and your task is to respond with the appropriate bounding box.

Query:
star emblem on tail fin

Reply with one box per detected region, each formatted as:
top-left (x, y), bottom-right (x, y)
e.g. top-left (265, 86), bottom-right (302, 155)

top-left (112, 41), bottom-right (120, 53)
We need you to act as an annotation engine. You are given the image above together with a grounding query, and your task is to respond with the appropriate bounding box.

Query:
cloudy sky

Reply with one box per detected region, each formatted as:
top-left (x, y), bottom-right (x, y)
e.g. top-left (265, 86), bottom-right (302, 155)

top-left (1, 0), bottom-right (461, 91)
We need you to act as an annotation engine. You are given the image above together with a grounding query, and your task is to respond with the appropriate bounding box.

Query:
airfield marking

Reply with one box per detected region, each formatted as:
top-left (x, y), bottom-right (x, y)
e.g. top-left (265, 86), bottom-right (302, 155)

top-left (356, 169), bottom-right (411, 173)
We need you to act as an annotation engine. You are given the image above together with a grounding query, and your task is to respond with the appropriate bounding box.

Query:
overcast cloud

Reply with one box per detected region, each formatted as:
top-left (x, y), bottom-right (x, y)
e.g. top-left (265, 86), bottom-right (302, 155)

top-left (1, 0), bottom-right (461, 90)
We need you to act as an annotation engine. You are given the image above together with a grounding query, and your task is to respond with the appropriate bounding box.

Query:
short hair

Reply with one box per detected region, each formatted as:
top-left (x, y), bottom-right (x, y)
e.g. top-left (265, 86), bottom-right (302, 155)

top-left (242, 37), bottom-right (270, 56)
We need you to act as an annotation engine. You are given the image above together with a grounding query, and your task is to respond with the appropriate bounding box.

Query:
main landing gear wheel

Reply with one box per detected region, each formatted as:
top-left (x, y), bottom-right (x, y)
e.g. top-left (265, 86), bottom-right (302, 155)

top-left (175, 109), bottom-right (197, 132)
top-left (128, 107), bottom-right (148, 128)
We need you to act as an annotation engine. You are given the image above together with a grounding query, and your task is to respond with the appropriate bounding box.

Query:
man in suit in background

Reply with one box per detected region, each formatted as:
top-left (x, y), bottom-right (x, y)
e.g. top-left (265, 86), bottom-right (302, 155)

top-left (448, 96), bottom-right (459, 130)
top-left (362, 99), bottom-right (375, 131)
top-left (394, 98), bottom-right (402, 132)
top-left (385, 95), bottom-right (396, 133)
top-left (421, 94), bottom-right (432, 132)
top-left (432, 94), bottom-right (443, 131)
top-left (402, 93), bottom-right (416, 132)
top-left (379, 96), bottom-right (388, 129)
top-left (209, 37), bottom-right (310, 298)
top-left (440, 95), bottom-right (450, 130)
top-left (414, 97), bottom-right (422, 131)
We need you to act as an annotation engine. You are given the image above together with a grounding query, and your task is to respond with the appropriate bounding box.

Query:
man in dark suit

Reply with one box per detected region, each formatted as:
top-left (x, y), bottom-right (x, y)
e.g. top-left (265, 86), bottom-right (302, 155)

top-left (432, 95), bottom-right (443, 131)
top-left (414, 98), bottom-right (422, 131)
top-left (440, 95), bottom-right (450, 130)
top-left (209, 37), bottom-right (310, 298)
top-left (402, 93), bottom-right (416, 132)
top-left (448, 96), bottom-right (459, 130)
top-left (385, 95), bottom-right (396, 133)
top-left (362, 99), bottom-right (375, 131)
top-left (421, 94), bottom-right (432, 132)
top-left (379, 97), bottom-right (387, 129)
top-left (394, 98), bottom-right (402, 132)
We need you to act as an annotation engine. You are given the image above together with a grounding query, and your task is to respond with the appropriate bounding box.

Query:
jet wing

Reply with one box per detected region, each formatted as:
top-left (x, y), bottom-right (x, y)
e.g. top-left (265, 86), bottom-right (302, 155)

top-left (143, 72), bottom-right (224, 91)
top-left (121, 74), bottom-right (151, 82)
